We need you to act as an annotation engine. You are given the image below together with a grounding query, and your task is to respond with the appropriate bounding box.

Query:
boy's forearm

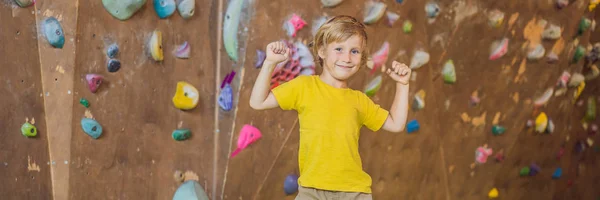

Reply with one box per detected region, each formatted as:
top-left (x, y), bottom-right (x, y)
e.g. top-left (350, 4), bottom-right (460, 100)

top-left (388, 83), bottom-right (410, 131)
top-left (249, 61), bottom-right (277, 109)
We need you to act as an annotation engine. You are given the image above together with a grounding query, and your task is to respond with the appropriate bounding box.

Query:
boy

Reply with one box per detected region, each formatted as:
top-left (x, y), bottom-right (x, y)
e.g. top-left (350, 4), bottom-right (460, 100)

top-left (249, 15), bottom-right (410, 200)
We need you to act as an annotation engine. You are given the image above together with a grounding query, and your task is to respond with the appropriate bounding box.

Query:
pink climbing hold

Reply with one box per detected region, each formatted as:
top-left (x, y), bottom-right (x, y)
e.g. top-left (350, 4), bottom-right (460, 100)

top-left (284, 14), bottom-right (307, 37)
top-left (86, 74), bottom-right (103, 93)
top-left (370, 41), bottom-right (389, 74)
top-left (475, 146), bottom-right (493, 164)
top-left (230, 125), bottom-right (262, 158)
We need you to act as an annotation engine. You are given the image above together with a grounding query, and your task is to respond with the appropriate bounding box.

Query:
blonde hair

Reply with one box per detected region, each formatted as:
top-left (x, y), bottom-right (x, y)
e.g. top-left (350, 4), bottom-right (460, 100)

top-left (310, 15), bottom-right (368, 68)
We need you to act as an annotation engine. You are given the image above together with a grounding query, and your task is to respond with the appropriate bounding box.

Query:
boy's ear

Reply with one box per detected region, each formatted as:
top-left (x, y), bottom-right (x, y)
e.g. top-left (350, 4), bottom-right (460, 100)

top-left (317, 46), bottom-right (325, 60)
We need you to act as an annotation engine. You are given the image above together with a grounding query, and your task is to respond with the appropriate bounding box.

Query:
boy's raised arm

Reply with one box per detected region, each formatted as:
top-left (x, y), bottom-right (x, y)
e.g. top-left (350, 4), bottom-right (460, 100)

top-left (381, 61), bottom-right (411, 133)
top-left (249, 41), bottom-right (290, 110)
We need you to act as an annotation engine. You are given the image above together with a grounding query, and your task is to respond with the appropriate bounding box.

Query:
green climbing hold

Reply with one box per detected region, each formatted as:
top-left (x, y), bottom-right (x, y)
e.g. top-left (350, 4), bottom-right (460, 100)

top-left (364, 75), bottom-right (382, 97)
top-left (14, 0), bottom-right (34, 7)
top-left (403, 20), bottom-right (413, 33)
top-left (80, 98), bottom-right (90, 108)
top-left (102, 0), bottom-right (147, 21)
top-left (81, 118), bottom-right (102, 139)
top-left (585, 96), bottom-right (596, 121)
top-left (573, 45), bottom-right (585, 63)
top-left (21, 122), bottom-right (37, 137)
top-left (442, 60), bottom-right (456, 84)
top-left (520, 167), bottom-right (530, 176)
top-left (578, 17), bottom-right (592, 36)
top-left (172, 129), bottom-right (191, 141)
top-left (492, 125), bottom-right (506, 135)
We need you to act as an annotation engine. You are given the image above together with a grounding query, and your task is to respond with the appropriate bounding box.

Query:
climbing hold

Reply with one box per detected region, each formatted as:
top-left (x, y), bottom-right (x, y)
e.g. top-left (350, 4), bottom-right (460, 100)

top-left (585, 97), bottom-right (596, 121)
top-left (492, 125), bottom-right (505, 136)
top-left (568, 73), bottom-right (585, 87)
top-left (218, 84), bottom-right (233, 111)
top-left (556, 71), bottom-right (570, 87)
top-left (547, 119), bottom-right (555, 134)
top-left (86, 74), bottom-right (103, 93)
top-left (526, 43), bottom-right (545, 61)
top-left (475, 145), bottom-right (493, 164)
top-left (172, 81), bottom-right (199, 110)
top-left (489, 38), bottom-right (509, 60)
top-left (223, 0), bottom-right (244, 62)
top-left (586, 65), bottom-right (599, 80)
top-left (283, 14), bottom-right (307, 37)
top-left (425, 2), bottom-right (440, 18)
top-left (533, 88), bottom-right (553, 107)
top-left (526, 119), bottom-right (534, 128)
top-left (321, 0), bottom-right (343, 7)
top-left (586, 43), bottom-right (600, 64)
top-left (386, 11), bottom-right (400, 27)
top-left (364, 75), bottom-right (382, 97)
top-left (42, 17), bottom-right (65, 49)
top-left (535, 112), bottom-right (548, 133)
top-left (469, 95), bottom-right (480, 107)
top-left (154, 0), bottom-right (176, 19)
top-left (172, 180), bottom-right (210, 200)
top-left (590, 0), bottom-right (600, 11)
top-left (363, 1), bottom-right (387, 25)
top-left (575, 140), bottom-right (586, 153)
top-left (403, 20), bottom-right (413, 33)
top-left (542, 24), bottom-right (561, 40)
top-left (172, 129), bottom-right (191, 141)
top-left (177, 0), bottom-right (195, 19)
top-left (106, 44), bottom-right (119, 58)
top-left (173, 170), bottom-right (185, 182)
top-left (174, 41), bottom-right (190, 59)
top-left (487, 9), bottom-right (504, 28)
top-left (590, 124), bottom-right (598, 135)
top-left (396, 0), bottom-right (403, 3)
top-left (371, 41), bottom-right (389, 74)
top-left (21, 122), bottom-right (37, 137)
top-left (519, 167), bottom-right (530, 176)
top-left (14, 0), bottom-right (34, 8)
top-left (107, 59), bottom-right (121, 73)
top-left (572, 45), bottom-right (585, 63)
top-left (409, 50), bottom-right (430, 70)
top-left (149, 30), bottom-right (163, 61)
top-left (231, 125), bottom-right (262, 158)
top-left (442, 60), bottom-right (456, 84)
top-left (221, 70), bottom-right (236, 89)
top-left (80, 98), bottom-right (90, 108)
top-left (557, 147), bottom-right (565, 159)
top-left (312, 16), bottom-right (329, 36)
top-left (552, 168), bottom-right (562, 179)
top-left (547, 52), bottom-right (559, 63)
top-left (406, 119), bottom-right (419, 133)
top-left (488, 188), bottom-right (499, 199)
top-left (283, 174), bottom-right (299, 195)
top-left (556, 0), bottom-right (568, 8)
top-left (412, 90), bottom-right (425, 111)
top-left (102, 0), bottom-right (146, 21)
top-left (574, 82), bottom-right (585, 102)
top-left (255, 49), bottom-right (266, 68)
top-left (529, 163), bottom-right (540, 176)
top-left (578, 17), bottom-right (592, 36)
top-left (81, 118), bottom-right (102, 139)
top-left (495, 152), bottom-right (504, 162)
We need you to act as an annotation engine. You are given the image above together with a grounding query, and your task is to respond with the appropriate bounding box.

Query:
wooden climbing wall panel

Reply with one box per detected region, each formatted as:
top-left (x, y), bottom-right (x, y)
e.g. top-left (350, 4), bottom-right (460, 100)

top-left (68, 0), bottom-right (218, 199)
top-left (0, 3), bottom-right (53, 199)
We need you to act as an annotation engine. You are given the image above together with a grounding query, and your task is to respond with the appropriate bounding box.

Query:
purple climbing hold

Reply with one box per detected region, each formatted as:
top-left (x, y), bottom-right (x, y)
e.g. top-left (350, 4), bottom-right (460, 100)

top-left (529, 163), bottom-right (540, 176)
top-left (283, 174), bottom-right (299, 195)
top-left (107, 59), bottom-right (121, 72)
top-left (218, 84), bottom-right (233, 111)
top-left (221, 70), bottom-right (236, 89)
top-left (575, 140), bottom-right (586, 153)
top-left (255, 49), bottom-right (266, 68)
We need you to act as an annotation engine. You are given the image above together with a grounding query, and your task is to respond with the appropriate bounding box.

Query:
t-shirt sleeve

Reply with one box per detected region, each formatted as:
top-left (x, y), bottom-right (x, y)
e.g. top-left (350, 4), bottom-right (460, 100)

top-left (359, 93), bottom-right (389, 131)
top-left (271, 75), bottom-right (306, 110)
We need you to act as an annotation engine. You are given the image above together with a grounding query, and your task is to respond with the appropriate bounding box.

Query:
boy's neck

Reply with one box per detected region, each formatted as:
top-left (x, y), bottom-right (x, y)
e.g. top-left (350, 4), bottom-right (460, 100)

top-left (319, 71), bottom-right (348, 89)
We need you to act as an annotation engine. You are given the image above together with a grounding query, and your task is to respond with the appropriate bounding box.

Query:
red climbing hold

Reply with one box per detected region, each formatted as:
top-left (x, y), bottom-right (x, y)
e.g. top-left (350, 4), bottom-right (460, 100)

top-left (86, 74), bottom-right (103, 93)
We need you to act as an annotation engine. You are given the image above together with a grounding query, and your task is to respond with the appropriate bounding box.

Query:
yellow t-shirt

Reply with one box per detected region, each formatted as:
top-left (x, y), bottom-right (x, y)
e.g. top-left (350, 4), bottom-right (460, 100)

top-left (271, 75), bottom-right (389, 194)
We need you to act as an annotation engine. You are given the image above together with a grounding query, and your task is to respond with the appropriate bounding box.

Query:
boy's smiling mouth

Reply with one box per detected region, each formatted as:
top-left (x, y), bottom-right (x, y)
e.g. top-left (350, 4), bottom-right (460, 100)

top-left (336, 64), bottom-right (354, 69)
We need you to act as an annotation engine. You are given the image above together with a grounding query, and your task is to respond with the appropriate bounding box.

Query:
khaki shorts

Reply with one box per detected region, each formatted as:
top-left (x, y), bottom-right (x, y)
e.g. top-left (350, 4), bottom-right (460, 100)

top-left (295, 186), bottom-right (373, 200)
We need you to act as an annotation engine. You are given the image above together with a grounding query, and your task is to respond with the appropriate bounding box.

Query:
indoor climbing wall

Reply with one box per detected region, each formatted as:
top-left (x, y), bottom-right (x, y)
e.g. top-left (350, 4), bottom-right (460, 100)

top-left (0, 3), bottom-right (53, 199)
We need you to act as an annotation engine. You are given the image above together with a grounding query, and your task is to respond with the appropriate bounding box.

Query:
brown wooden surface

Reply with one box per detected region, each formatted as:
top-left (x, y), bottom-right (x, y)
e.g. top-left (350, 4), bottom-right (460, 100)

top-left (68, 0), bottom-right (218, 199)
top-left (0, 2), bottom-right (53, 199)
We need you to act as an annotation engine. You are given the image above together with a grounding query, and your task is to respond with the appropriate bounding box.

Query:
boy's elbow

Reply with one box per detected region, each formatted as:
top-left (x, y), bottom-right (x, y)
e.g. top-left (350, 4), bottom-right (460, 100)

top-left (249, 101), bottom-right (264, 110)
top-left (390, 126), bottom-right (404, 133)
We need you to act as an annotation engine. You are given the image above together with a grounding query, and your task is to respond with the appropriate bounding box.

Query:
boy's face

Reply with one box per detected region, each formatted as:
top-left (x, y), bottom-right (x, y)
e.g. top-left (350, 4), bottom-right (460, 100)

top-left (318, 35), bottom-right (363, 81)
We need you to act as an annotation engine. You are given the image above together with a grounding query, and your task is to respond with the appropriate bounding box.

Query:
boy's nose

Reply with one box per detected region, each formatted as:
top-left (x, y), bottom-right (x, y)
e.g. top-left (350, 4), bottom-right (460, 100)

top-left (342, 52), bottom-right (351, 62)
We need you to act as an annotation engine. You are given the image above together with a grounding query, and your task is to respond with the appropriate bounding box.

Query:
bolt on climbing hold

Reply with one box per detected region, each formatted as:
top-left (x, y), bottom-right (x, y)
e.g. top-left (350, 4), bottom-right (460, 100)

top-left (79, 98), bottom-right (90, 108)
top-left (364, 1), bottom-right (387, 25)
top-left (534, 88), bottom-right (553, 108)
top-left (364, 75), bottom-right (382, 97)
top-left (578, 17), bottom-right (592, 36)
top-left (106, 43), bottom-right (119, 58)
top-left (489, 38), bottom-right (509, 60)
top-left (21, 122), bottom-right (37, 137)
top-left (255, 49), bottom-right (266, 68)
top-left (107, 59), bottom-right (121, 73)
top-left (526, 43), bottom-right (545, 61)
top-left (535, 112), bottom-right (548, 133)
top-left (284, 174), bottom-right (299, 195)
top-left (572, 45), bottom-right (586, 63)
top-left (487, 9), bottom-right (504, 28)
top-left (556, 0), bottom-right (568, 8)
top-left (173, 170), bottom-right (185, 182)
top-left (409, 50), bottom-right (430, 70)
top-left (492, 125), bottom-right (505, 135)
top-left (403, 20), bottom-right (412, 33)
top-left (475, 145), bottom-right (493, 164)
top-left (177, 0), bottom-right (195, 19)
top-left (223, 0), bottom-right (244, 62)
top-left (425, 2), bottom-right (440, 18)
top-left (149, 30), bottom-right (163, 61)
top-left (102, 0), bottom-right (146, 21)
top-left (172, 180), bottom-right (210, 200)
top-left (488, 188), bottom-right (499, 198)
top-left (386, 11), bottom-right (399, 27)
top-left (321, 0), bottom-right (343, 7)
top-left (542, 24), bottom-right (561, 40)
top-left (442, 60), bottom-right (456, 84)
top-left (585, 97), bottom-right (596, 121)
top-left (283, 14), bottom-right (307, 37)
top-left (552, 168), bottom-right (562, 179)
top-left (86, 74), bottom-right (103, 93)
top-left (370, 41), bottom-right (389, 74)
top-left (14, 0), bottom-right (34, 7)
top-left (218, 84), bottom-right (233, 111)
top-left (412, 90), bottom-right (425, 111)
top-left (172, 129), bottom-right (191, 141)
top-left (81, 118), bottom-right (102, 139)
top-left (42, 17), bottom-right (65, 49)
top-left (231, 125), bottom-right (262, 158)
top-left (172, 81), bottom-right (199, 110)
top-left (406, 119), bottom-right (419, 133)
top-left (530, 163), bottom-right (540, 176)
top-left (174, 41), bottom-right (190, 59)
top-left (154, 0), bottom-right (176, 19)
top-left (519, 167), bottom-right (530, 176)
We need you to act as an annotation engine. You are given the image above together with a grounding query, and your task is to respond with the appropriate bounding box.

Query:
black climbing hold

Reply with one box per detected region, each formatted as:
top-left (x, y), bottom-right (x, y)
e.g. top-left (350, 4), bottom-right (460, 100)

top-left (107, 44), bottom-right (119, 58)
top-left (107, 59), bottom-right (121, 72)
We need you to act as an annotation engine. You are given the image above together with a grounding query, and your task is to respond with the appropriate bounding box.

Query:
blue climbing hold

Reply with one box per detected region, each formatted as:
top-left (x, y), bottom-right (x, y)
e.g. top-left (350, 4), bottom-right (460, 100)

top-left (218, 84), bottom-right (233, 111)
top-left (396, 0), bottom-right (404, 3)
top-left (42, 17), bottom-right (65, 49)
top-left (173, 180), bottom-right (210, 200)
top-left (107, 43), bottom-right (119, 58)
top-left (81, 118), bottom-right (103, 139)
top-left (407, 119), bottom-right (420, 133)
top-left (284, 174), bottom-right (299, 195)
top-left (552, 168), bottom-right (562, 179)
top-left (153, 0), bottom-right (176, 19)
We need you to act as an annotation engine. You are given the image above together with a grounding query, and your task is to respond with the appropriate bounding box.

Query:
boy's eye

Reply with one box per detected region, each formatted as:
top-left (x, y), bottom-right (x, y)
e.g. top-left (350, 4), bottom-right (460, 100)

top-left (335, 48), bottom-right (342, 51)
top-left (351, 50), bottom-right (360, 54)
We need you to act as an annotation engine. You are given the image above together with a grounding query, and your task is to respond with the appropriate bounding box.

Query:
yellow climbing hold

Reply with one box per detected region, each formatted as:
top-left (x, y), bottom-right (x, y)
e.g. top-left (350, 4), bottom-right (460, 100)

top-left (573, 81), bottom-right (585, 103)
top-left (488, 188), bottom-right (499, 198)
top-left (149, 30), bottom-right (164, 61)
top-left (172, 81), bottom-right (199, 110)
top-left (535, 112), bottom-right (548, 133)
top-left (589, 0), bottom-right (599, 12)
